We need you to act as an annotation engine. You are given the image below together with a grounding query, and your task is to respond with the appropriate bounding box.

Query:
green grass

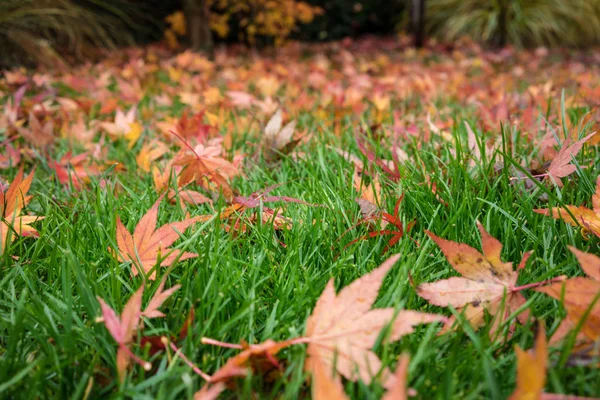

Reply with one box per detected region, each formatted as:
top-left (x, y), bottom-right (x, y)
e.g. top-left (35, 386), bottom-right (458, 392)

top-left (2, 44), bottom-right (600, 399)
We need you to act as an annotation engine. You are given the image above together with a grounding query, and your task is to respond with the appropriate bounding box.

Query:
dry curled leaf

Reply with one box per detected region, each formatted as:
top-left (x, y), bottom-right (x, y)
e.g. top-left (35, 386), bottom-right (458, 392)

top-left (260, 109), bottom-right (301, 162)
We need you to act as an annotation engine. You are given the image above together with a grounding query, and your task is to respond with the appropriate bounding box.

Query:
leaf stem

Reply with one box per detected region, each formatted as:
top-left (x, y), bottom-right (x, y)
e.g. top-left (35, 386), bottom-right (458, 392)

top-left (165, 337), bottom-right (211, 381)
top-left (512, 276), bottom-right (566, 292)
top-left (201, 337), bottom-right (244, 349)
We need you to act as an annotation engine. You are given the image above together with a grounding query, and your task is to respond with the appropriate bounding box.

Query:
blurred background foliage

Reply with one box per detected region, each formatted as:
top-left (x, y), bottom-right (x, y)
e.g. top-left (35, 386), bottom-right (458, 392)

top-left (2, 0), bottom-right (600, 69)
top-left (426, 0), bottom-right (600, 48)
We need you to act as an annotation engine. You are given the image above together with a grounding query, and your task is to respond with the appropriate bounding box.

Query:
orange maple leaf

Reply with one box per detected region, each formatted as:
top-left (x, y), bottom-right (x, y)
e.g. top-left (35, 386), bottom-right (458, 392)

top-left (536, 247), bottom-right (600, 346)
top-left (196, 339), bottom-right (291, 398)
top-left (535, 176), bottom-right (600, 238)
top-left (417, 223), bottom-right (559, 339)
top-left (509, 324), bottom-right (547, 400)
top-left (1, 167), bottom-right (43, 252)
top-left (114, 195), bottom-right (203, 280)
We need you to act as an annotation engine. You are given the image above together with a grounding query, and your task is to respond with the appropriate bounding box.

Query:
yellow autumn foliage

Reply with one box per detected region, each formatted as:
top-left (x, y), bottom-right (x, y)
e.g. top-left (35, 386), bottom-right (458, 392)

top-left (164, 0), bottom-right (322, 48)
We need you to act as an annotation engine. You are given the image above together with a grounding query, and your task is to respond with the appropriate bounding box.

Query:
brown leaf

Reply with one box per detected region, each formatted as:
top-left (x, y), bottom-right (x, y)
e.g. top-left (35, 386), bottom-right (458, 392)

top-left (260, 109), bottom-right (301, 162)
top-left (206, 339), bottom-right (291, 384)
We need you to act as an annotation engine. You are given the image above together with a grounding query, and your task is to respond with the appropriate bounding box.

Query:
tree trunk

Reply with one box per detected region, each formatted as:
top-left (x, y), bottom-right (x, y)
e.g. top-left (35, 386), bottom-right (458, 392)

top-left (185, 0), bottom-right (213, 55)
top-left (411, 0), bottom-right (426, 48)
top-left (495, 0), bottom-right (507, 47)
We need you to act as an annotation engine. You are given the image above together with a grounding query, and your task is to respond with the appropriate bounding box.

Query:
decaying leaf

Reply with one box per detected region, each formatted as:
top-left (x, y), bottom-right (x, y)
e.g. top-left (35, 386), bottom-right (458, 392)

top-left (114, 195), bottom-right (203, 279)
top-left (17, 112), bottom-right (55, 148)
top-left (418, 222), bottom-right (541, 339)
top-left (219, 183), bottom-right (315, 233)
top-left (50, 151), bottom-right (108, 189)
top-left (137, 139), bottom-right (170, 173)
top-left (305, 254), bottom-right (445, 387)
top-left (354, 167), bottom-right (382, 219)
top-left (260, 109), bottom-right (301, 162)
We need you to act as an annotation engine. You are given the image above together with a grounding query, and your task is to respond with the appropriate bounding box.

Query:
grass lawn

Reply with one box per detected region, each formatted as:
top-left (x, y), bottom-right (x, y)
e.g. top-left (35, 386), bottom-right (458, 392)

top-left (1, 39), bottom-right (600, 398)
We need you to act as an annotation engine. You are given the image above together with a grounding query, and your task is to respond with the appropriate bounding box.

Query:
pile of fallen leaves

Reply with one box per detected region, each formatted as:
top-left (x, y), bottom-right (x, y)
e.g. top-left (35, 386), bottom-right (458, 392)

top-left (2, 36), bottom-right (600, 398)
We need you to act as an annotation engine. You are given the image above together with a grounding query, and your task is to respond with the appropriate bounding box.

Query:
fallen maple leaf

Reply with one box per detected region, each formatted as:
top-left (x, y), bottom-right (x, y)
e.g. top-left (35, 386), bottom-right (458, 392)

top-left (140, 308), bottom-right (193, 355)
top-left (312, 356), bottom-right (349, 400)
top-left (167, 187), bottom-right (212, 211)
top-left (507, 323), bottom-right (596, 399)
top-left (260, 109), bottom-right (301, 163)
top-left (544, 132), bottom-right (595, 187)
top-left (142, 279), bottom-right (182, 318)
top-left (535, 176), bottom-right (600, 238)
top-left (355, 130), bottom-right (401, 182)
top-left (196, 338), bottom-right (291, 398)
top-left (1, 167), bottom-right (43, 252)
top-left (418, 222), bottom-right (560, 339)
top-left (97, 282), bottom-right (180, 381)
top-left (114, 195), bottom-right (202, 279)
top-left (536, 246), bottom-right (600, 346)
top-left (97, 286), bottom-right (147, 381)
top-left (509, 323), bottom-right (547, 400)
top-left (353, 167), bottom-right (382, 219)
top-left (340, 195), bottom-right (415, 254)
top-left (101, 107), bottom-right (142, 148)
top-left (305, 254), bottom-right (445, 387)
top-left (17, 111), bottom-right (55, 148)
top-left (136, 139), bottom-right (170, 173)
top-left (0, 143), bottom-right (22, 170)
top-left (219, 183), bottom-right (315, 233)
top-left (173, 135), bottom-right (236, 201)
top-left (50, 151), bottom-right (107, 190)
top-left (382, 354), bottom-right (410, 400)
